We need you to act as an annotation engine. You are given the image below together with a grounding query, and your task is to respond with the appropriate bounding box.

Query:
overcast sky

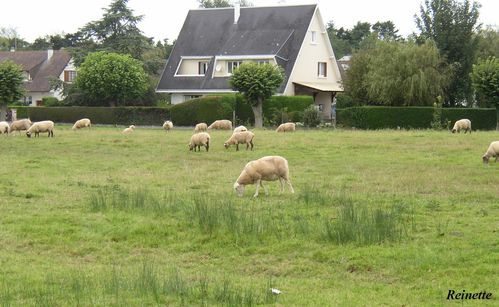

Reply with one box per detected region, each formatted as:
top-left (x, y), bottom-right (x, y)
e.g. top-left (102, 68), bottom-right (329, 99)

top-left (1, 0), bottom-right (498, 43)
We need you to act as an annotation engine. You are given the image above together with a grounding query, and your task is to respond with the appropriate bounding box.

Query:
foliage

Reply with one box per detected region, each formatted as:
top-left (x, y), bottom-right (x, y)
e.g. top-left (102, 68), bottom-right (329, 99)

top-left (475, 26), bottom-right (499, 60)
top-left (430, 96), bottom-right (444, 130)
top-left (470, 57), bottom-right (499, 107)
top-left (197, 0), bottom-right (252, 7)
top-left (337, 106), bottom-right (496, 130)
top-left (230, 63), bottom-right (284, 127)
top-left (415, 0), bottom-right (481, 106)
top-left (0, 60), bottom-right (24, 120)
top-left (41, 97), bottom-right (64, 107)
top-left (31, 34), bottom-right (72, 50)
top-left (345, 39), bottom-right (447, 106)
top-left (301, 105), bottom-right (323, 127)
top-left (170, 96), bottom-right (233, 126)
top-left (75, 52), bottom-right (148, 107)
top-left (0, 27), bottom-right (31, 51)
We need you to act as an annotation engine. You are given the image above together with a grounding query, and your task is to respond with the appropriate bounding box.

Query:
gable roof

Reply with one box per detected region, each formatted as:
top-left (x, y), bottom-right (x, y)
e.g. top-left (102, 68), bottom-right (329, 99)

top-left (157, 4), bottom-right (317, 93)
top-left (0, 50), bottom-right (72, 92)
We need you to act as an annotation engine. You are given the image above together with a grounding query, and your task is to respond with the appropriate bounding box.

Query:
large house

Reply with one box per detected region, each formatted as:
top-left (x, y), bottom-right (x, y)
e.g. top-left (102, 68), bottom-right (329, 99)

top-left (156, 4), bottom-right (343, 119)
top-left (0, 49), bottom-right (76, 106)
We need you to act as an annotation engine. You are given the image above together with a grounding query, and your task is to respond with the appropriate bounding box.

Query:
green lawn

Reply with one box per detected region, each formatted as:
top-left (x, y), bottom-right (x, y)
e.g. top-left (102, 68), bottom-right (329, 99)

top-left (0, 126), bottom-right (497, 306)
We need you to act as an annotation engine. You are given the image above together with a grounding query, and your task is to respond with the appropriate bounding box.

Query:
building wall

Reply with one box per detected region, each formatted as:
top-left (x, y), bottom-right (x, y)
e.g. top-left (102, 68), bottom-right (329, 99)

top-left (314, 92), bottom-right (332, 120)
top-left (171, 93), bottom-right (205, 105)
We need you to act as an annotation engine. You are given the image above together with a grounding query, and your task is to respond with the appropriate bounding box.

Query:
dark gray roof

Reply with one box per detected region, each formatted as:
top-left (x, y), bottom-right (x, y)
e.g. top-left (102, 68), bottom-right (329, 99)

top-left (0, 50), bottom-right (71, 92)
top-left (157, 5), bottom-right (317, 93)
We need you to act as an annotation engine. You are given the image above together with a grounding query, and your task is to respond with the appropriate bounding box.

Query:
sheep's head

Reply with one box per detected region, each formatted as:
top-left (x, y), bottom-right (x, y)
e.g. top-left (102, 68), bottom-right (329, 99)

top-left (224, 142), bottom-right (230, 149)
top-left (130, 125), bottom-right (136, 129)
top-left (482, 155), bottom-right (489, 165)
top-left (26, 131), bottom-right (32, 138)
top-left (188, 143), bottom-right (194, 151)
top-left (234, 182), bottom-right (245, 197)
top-left (451, 128), bottom-right (456, 133)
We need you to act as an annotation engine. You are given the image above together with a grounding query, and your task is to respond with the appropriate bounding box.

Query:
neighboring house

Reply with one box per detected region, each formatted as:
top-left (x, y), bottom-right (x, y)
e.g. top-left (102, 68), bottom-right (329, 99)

top-left (337, 55), bottom-right (351, 82)
top-left (156, 4), bottom-right (343, 119)
top-left (0, 49), bottom-right (76, 106)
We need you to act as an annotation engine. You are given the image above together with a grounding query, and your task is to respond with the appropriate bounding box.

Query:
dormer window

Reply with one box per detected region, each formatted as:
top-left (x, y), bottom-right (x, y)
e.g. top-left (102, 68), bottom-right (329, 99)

top-left (228, 61), bottom-right (243, 74)
top-left (22, 71), bottom-right (31, 81)
top-left (257, 60), bottom-right (270, 65)
top-left (64, 70), bottom-right (77, 83)
top-left (311, 31), bottom-right (317, 44)
top-left (198, 62), bottom-right (209, 75)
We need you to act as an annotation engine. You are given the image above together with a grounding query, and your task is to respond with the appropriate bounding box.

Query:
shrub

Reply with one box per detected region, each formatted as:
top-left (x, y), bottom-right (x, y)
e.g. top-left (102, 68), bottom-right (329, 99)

top-left (42, 97), bottom-right (64, 107)
top-left (302, 105), bottom-right (323, 127)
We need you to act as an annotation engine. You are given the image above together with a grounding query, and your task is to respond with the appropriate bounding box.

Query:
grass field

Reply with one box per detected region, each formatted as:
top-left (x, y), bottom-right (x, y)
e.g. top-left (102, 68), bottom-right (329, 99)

top-left (0, 126), bottom-right (497, 306)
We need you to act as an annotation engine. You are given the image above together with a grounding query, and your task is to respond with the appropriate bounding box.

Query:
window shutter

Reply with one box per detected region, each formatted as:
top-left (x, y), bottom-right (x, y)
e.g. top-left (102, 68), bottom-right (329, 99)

top-left (64, 71), bottom-right (69, 82)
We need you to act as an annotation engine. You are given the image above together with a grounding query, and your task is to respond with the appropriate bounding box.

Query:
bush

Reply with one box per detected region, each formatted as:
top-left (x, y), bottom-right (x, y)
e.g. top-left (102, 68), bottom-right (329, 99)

top-left (302, 105), bottom-right (322, 127)
top-left (337, 106), bottom-right (496, 130)
top-left (42, 97), bottom-right (65, 107)
top-left (170, 96), bottom-right (234, 126)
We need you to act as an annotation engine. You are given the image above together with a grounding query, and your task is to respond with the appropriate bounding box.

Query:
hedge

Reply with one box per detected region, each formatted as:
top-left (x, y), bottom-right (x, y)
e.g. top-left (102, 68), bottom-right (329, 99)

top-left (337, 106), bottom-right (496, 130)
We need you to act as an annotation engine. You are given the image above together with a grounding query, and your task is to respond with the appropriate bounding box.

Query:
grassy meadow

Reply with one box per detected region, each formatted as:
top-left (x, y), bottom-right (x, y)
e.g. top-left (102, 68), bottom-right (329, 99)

top-left (0, 126), bottom-right (497, 306)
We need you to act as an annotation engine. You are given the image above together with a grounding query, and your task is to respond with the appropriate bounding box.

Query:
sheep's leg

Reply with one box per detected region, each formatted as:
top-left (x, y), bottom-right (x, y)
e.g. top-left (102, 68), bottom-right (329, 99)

top-left (260, 181), bottom-right (268, 195)
top-left (495, 156), bottom-right (498, 163)
top-left (236, 144), bottom-right (239, 151)
top-left (253, 179), bottom-right (261, 198)
top-left (279, 178), bottom-right (285, 193)
top-left (250, 140), bottom-right (253, 150)
top-left (286, 179), bottom-right (295, 194)
top-left (205, 143), bottom-right (209, 152)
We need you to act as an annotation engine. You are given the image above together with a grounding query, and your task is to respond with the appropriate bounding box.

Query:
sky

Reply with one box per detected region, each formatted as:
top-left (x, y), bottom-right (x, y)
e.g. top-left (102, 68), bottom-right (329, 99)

top-left (1, 0), bottom-right (498, 43)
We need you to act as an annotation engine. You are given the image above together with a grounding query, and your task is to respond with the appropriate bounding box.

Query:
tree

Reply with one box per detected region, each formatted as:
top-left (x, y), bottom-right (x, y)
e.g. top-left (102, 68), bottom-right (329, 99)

top-left (230, 63), bottom-right (284, 128)
top-left (372, 21), bottom-right (401, 41)
top-left (470, 57), bottom-right (499, 129)
top-left (415, 0), bottom-right (481, 106)
top-left (475, 26), bottom-right (499, 60)
top-left (75, 52), bottom-right (148, 107)
top-left (0, 61), bottom-right (24, 121)
top-left (198, 0), bottom-right (252, 7)
top-left (0, 27), bottom-right (30, 51)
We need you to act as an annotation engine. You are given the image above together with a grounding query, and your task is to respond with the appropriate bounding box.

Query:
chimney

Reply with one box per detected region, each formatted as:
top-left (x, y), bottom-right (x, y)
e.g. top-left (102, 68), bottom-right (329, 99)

top-left (234, 2), bottom-right (240, 24)
top-left (47, 49), bottom-right (54, 60)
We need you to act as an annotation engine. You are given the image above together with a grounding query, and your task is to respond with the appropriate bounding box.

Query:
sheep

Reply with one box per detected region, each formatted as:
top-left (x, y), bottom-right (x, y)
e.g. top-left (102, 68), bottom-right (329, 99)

top-left (233, 125), bottom-right (248, 133)
top-left (163, 120), bottom-right (173, 131)
top-left (189, 132), bottom-right (210, 152)
top-left (452, 119), bottom-right (472, 134)
top-left (224, 131), bottom-right (254, 151)
top-left (72, 118), bottom-right (91, 130)
top-left (276, 122), bottom-right (296, 132)
top-left (233, 155), bottom-right (294, 197)
top-left (9, 118), bottom-right (31, 134)
top-left (482, 141), bottom-right (499, 165)
top-left (208, 119), bottom-right (232, 130)
top-left (0, 121), bottom-right (10, 134)
top-left (26, 120), bottom-right (54, 138)
top-left (123, 125), bottom-right (135, 134)
top-left (194, 123), bottom-right (208, 133)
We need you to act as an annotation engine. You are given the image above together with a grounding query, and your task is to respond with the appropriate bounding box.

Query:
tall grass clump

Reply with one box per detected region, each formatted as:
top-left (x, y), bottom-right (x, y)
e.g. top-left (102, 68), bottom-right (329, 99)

top-left (88, 187), bottom-right (170, 214)
top-left (322, 200), bottom-right (412, 245)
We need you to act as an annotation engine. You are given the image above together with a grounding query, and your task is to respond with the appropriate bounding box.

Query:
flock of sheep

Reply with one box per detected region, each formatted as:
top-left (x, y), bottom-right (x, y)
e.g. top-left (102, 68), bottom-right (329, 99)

top-left (1, 117), bottom-right (497, 196)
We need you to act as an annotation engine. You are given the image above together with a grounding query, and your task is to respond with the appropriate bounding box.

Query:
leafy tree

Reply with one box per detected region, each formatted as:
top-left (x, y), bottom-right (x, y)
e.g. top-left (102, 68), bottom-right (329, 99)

top-left (0, 27), bottom-right (30, 51)
top-left (198, 0), bottom-right (252, 7)
top-left (470, 57), bottom-right (499, 129)
top-left (230, 63), bottom-right (284, 128)
top-left (0, 61), bottom-right (24, 120)
top-left (326, 21), bottom-right (352, 59)
top-left (415, 0), bottom-right (481, 106)
top-left (75, 52), bottom-right (148, 107)
top-left (475, 26), bottom-right (499, 60)
top-left (31, 34), bottom-right (72, 50)
top-left (372, 21), bottom-right (401, 41)
top-left (302, 105), bottom-right (322, 127)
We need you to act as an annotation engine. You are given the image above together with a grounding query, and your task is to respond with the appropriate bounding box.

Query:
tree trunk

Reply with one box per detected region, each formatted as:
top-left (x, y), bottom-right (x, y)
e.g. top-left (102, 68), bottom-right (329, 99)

top-left (251, 99), bottom-right (263, 128)
top-left (0, 104), bottom-right (7, 122)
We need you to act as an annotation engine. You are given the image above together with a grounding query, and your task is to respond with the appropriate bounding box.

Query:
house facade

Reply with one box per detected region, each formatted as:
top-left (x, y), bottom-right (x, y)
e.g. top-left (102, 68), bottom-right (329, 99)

top-left (0, 49), bottom-right (76, 106)
top-left (156, 4), bottom-right (343, 120)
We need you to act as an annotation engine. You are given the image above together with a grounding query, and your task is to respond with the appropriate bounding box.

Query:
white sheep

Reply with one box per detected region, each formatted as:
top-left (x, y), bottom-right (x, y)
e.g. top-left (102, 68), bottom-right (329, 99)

top-left (194, 123), bottom-right (208, 133)
top-left (0, 121), bottom-right (10, 134)
top-left (9, 119), bottom-right (32, 134)
top-left (123, 125), bottom-right (136, 134)
top-left (234, 156), bottom-right (294, 197)
top-left (208, 119), bottom-right (232, 130)
top-left (233, 125), bottom-right (248, 133)
top-left (482, 141), bottom-right (499, 165)
top-left (26, 120), bottom-right (54, 138)
top-left (452, 119), bottom-right (471, 134)
top-left (72, 118), bottom-right (91, 130)
top-left (276, 122), bottom-right (296, 132)
top-left (163, 120), bottom-right (173, 131)
top-left (189, 132), bottom-right (210, 152)
top-left (224, 130), bottom-right (254, 151)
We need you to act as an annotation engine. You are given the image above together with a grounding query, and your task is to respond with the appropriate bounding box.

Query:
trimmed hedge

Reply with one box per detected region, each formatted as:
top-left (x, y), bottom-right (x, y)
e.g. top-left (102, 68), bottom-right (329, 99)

top-left (337, 106), bottom-right (496, 130)
top-left (170, 96), bottom-right (234, 126)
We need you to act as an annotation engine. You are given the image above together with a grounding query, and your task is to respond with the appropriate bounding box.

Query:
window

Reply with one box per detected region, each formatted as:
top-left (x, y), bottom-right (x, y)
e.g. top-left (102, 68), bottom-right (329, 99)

top-left (317, 104), bottom-right (323, 111)
top-left (22, 71), bottom-right (31, 81)
top-left (318, 62), bottom-right (327, 77)
top-left (64, 70), bottom-right (77, 82)
top-left (311, 31), bottom-right (317, 43)
top-left (184, 95), bottom-right (201, 101)
top-left (257, 60), bottom-right (269, 65)
top-left (198, 62), bottom-right (209, 75)
top-left (228, 61), bottom-right (243, 74)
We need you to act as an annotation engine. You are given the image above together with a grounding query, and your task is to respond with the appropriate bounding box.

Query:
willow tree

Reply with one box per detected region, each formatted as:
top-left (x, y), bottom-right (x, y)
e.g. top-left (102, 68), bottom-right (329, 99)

top-left (0, 61), bottom-right (24, 121)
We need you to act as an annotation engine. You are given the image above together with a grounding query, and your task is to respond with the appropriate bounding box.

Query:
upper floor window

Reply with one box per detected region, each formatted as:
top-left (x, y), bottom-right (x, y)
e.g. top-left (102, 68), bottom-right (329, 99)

top-left (198, 62), bottom-right (209, 75)
top-left (257, 60), bottom-right (270, 65)
top-left (311, 31), bottom-right (317, 43)
top-left (228, 61), bottom-right (243, 74)
top-left (318, 62), bottom-right (327, 78)
top-left (64, 70), bottom-right (77, 83)
top-left (22, 71), bottom-right (31, 81)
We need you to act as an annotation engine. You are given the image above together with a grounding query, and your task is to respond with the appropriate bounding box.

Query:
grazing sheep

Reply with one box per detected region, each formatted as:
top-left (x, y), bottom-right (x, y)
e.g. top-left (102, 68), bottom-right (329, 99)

top-left (276, 122), bottom-right (296, 132)
top-left (234, 156), bottom-right (294, 197)
top-left (9, 119), bottom-right (31, 134)
top-left (189, 132), bottom-right (210, 152)
top-left (482, 141), bottom-right (499, 165)
top-left (0, 121), bottom-right (10, 134)
top-left (208, 119), bottom-right (232, 130)
top-left (224, 131), bottom-right (254, 151)
top-left (163, 120), bottom-right (173, 131)
top-left (26, 121), bottom-right (54, 138)
top-left (452, 119), bottom-right (472, 134)
top-left (194, 123), bottom-right (208, 133)
top-left (123, 125), bottom-right (135, 134)
top-left (72, 118), bottom-right (91, 130)
top-left (233, 125), bottom-right (248, 133)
